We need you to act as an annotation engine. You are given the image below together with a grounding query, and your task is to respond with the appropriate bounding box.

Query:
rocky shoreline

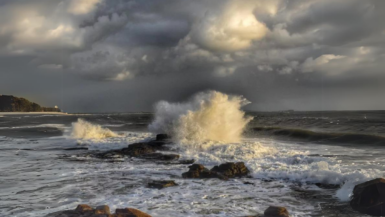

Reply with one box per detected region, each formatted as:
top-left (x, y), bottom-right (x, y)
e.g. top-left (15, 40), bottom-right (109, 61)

top-left (51, 134), bottom-right (385, 217)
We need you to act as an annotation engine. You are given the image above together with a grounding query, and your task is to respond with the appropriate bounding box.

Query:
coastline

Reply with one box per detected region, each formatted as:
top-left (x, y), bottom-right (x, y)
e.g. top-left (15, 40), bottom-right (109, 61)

top-left (0, 112), bottom-right (69, 115)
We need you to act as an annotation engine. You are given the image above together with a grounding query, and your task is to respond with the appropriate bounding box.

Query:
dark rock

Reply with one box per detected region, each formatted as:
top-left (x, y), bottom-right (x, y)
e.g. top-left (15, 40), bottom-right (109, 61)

top-left (176, 159), bottom-right (195, 165)
top-left (182, 164), bottom-right (228, 180)
top-left (64, 147), bottom-right (89, 151)
top-left (264, 206), bottom-right (290, 217)
top-left (210, 162), bottom-right (250, 178)
top-left (147, 140), bottom-right (168, 148)
top-left (156, 134), bottom-right (170, 141)
top-left (243, 181), bottom-right (254, 185)
top-left (147, 180), bottom-right (178, 189)
top-left (140, 153), bottom-right (180, 161)
top-left (115, 208), bottom-right (152, 217)
top-left (75, 204), bottom-right (93, 212)
top-left (350, 178), bottom-right (385, 216)
top-left (315, 183), bottom-right (340, 189)
top-left (123, 143), bottom-right (155, 156)
top-left (46, 204), bottom-right (152, 217)
top-left (95, 205), bottom-right (110, 215)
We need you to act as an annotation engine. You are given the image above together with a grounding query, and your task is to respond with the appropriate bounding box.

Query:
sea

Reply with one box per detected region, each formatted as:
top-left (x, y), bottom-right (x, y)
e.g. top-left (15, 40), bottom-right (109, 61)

top-left (0, 110), bottom-right (384, 217)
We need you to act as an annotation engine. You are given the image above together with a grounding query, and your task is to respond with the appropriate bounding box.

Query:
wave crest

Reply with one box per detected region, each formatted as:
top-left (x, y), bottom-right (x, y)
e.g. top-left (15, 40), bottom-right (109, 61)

top-left (71, 118), bottom-right (118, 140)
top-left (149, 91), bottom-right (252, 145)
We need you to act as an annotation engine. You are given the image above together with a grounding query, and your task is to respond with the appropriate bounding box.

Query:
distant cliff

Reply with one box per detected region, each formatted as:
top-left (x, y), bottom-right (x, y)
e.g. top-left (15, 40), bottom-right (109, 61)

top-left (0, 95), bottom-right (61, 112)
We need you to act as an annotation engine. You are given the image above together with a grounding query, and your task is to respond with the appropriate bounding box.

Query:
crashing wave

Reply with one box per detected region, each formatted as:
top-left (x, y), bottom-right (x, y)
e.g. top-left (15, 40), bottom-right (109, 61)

top-left (149, 91), bottom-right (252, 146)
top-left (71, 118), bottom-right (118, 140)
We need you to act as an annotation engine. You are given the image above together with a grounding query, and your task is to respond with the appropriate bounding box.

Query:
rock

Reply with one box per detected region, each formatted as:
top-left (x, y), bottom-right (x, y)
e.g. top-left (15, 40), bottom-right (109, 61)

top-left (264, 206), bottom-right (290, 217)
top-left (147, 140), bottom-right (168, 148)
top-left (182, 164), bottom-right (228, 180)
top-left (115, 208), bottom-right (152, 217)
top-left (75, 204), bottom-right (93, 212)
top-left (147, 180), bottom-right (178, 189)
top-left (210, 162), bottom-right (250, 178)
top-left (46, 205), bottom-right (151, 217)
top-left (156, 134), bottom-right (170, 141)
top-left (315, 183), bottom-right (340, 189)
top-left (175, 159), bottom-right (195, 165)
top-left (140, 153), bottom-right (180, 161)
top-left (350, 178), bottom-right (385, 216)
top-left (95, 205), bottom-right (110, 215)
top-left (123, 143), bottom-right (155, 156)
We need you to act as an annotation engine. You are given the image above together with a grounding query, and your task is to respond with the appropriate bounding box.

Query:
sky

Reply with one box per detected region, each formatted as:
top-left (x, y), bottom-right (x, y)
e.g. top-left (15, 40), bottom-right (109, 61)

top-left (0, 0), bottom-right (384, 112)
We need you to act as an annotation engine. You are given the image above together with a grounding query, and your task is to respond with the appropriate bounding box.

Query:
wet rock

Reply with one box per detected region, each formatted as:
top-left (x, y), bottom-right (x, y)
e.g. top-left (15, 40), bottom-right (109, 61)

top-left (263, 206), bottom-right (290, 217)
top-left (75, 204), bottom-right (93, 213)
top-left (123, 143), bottom-right (155, 156)
top-left (146, 140), bottom-right (168, 148)
top-left (140, 153), bottom-right (180, 161)
top-left (115, 208), bottom-right (152, 217)
top-left (147, 180), bottom-right (178, 189)
top-left (210, 162), bottom-right (250, 178)
top-left (176, 159), bottom-right (195, 164)
top-left (95, 205), bottom-right (110, 215)
top-left (350, 178), bottom-right (385, 216)
top-left (156, 134), bottom-right (170, 141)
top-left (315, 183), bottom-right (340, 189)
top-left (243, 181), bottom-right (254, 185)
top-left (182, 164), bottom-right (228, 180)
top-left (46, 205), bottom-right (152, 217)
top-left (64, 147), bottom-right (89, 151)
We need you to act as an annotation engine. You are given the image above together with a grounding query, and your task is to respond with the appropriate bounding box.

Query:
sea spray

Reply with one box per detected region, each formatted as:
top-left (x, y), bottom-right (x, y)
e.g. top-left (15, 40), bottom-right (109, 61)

top-left (71, 118), bottom-right (118, 139)
top-left (148, 91), bottom-right (252, 145)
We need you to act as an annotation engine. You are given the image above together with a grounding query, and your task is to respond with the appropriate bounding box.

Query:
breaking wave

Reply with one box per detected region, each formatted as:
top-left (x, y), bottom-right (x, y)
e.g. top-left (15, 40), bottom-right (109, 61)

top-left (148, 91), bottom-right (252, 145)
top-left (252, 126), bottom-right (385, 145)
top-left (71, 118), bottom-right (118, 140)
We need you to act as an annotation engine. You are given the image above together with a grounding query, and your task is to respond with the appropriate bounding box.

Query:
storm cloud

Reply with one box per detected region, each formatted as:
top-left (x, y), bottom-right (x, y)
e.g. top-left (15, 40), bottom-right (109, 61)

top-left (0, 0), bottom-right (384, 112)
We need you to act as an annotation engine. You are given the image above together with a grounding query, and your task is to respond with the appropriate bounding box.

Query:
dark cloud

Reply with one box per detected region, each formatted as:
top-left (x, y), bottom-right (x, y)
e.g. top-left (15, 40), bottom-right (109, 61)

top-left (0, 0), bottom-right (384, 112)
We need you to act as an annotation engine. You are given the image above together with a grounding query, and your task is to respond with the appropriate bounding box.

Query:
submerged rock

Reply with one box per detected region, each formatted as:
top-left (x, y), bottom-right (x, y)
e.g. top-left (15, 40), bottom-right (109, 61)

top-left (46, 204), bottom-right (152, 217)
top-left (350, 178), bottom-right (385, 216)
top-left (147, 180), bottom-right (178, 189)
top-left (263, 206), bottom-right (290, 217)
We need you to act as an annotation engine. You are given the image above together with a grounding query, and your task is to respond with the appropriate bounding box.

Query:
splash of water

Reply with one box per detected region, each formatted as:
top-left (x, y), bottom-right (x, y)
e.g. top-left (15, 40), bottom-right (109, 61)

top-left (148, 91), bottom-right (252, 145)
top-left (71, 118), bottom-right (118, 140)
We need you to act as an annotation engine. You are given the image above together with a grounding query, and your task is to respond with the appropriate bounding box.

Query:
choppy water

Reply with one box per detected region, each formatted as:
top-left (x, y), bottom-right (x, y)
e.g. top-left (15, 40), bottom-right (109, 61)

top-left (0, 112), bottom-right (384, 217)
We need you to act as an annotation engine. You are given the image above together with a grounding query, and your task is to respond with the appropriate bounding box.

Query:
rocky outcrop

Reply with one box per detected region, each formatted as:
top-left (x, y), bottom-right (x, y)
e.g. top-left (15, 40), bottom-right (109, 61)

top-left (46, 204), bottom-right (151, 217)
top-left (147, 180), bottom-right (178, 189)
top-left (182, 162), bottom-right (250, 180)
top-left (0, 95), bottom-right (60, 112)
top-left (96, 135), bottom-right (180, 162)
top-left (263, 206), bottom-right (290, 217)
top-left (350, 178), bottom-right (385, 216)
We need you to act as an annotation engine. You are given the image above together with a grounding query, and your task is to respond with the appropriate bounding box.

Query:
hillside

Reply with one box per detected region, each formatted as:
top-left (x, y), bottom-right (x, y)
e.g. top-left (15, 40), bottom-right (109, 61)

top-left (0, 95), bottom-right (61, 112)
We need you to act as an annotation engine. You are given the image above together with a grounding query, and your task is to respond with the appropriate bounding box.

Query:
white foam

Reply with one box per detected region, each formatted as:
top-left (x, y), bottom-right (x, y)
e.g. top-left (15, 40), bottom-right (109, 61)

top-left (70, 119), bottom-right (118, 140)
top-left (179, 138), bottom-right (380, 201)
top-left (149, 91), bottom-right (252, 145)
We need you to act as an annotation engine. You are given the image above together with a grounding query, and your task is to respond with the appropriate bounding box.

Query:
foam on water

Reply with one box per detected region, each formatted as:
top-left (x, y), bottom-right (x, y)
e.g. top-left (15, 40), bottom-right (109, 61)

top-left (178, 137), bottom-right (380, 202)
